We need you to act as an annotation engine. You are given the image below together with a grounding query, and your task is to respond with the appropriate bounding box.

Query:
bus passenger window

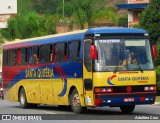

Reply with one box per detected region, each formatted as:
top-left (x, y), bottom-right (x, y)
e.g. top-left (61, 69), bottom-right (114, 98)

top-left (53, 44), bottom-right (56, 62)
top-left (17, 49), bottom-right (21, 65)
top-left (50, 45), bottom-right (53, 62)
top-left (3, 50), bottom-right (7, 66)
top-left (40, 45), bottom-right (50, 64)
top-left (20, 48), bottom-right (27, 65)
top-left (55, 43), bottom-right (65, 62)
top-left (8, 49), bottom-right (16, 66)
top-left (28, 47), bottom-right (39, 64)
top-left (64, 43), bottom-right (68, 61)
top-left (69, 41), bottom-right (80, 61)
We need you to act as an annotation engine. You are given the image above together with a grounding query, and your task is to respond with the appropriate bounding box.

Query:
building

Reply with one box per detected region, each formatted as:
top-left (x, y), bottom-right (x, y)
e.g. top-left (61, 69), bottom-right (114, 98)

top-left (117, 0), bottom-right (149, 27)
top-left (0, 0), bottom-right (17, 28)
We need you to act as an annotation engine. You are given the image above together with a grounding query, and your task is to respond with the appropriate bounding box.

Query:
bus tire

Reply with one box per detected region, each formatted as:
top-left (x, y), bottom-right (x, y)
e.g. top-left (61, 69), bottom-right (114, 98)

top-left (120, 105), bottom-right (135, 113)
top-left (69, 89), bottom-right (86, 114)
top-left (19, 88), bottom-right (29, 109)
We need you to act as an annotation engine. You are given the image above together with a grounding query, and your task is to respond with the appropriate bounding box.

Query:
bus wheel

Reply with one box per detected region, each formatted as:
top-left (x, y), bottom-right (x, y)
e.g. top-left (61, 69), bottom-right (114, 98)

top-left (19, 88), bottom-right (29, 108)
top-left (120, 105), bottom-right (135, 113)
top-left (70, 89), bottom-right (86, 114)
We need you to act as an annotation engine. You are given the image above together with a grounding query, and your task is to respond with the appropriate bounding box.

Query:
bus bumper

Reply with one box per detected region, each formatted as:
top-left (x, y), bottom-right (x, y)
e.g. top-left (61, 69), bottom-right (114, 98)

top-left (94, 92), bottom-right (156, 107)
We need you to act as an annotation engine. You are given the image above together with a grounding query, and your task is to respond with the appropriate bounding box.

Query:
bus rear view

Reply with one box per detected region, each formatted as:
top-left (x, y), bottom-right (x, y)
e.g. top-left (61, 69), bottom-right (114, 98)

top-left (84, 28), bottom-right (156, 113)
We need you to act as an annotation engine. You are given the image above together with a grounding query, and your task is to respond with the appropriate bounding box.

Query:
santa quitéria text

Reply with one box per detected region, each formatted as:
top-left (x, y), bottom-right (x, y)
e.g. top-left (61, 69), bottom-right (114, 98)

top-left (25, 67), bottom-right (54, 78)
top-left (118, 76), bottom-right (149, 83)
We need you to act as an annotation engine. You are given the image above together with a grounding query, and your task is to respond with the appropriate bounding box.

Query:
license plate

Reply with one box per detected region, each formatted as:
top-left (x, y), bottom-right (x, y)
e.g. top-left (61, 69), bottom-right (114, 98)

top-left (124, 97), bottom-right (134, 102)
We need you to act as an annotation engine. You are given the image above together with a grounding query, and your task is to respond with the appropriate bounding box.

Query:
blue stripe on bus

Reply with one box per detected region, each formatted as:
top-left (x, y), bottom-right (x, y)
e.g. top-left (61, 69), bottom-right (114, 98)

top-left (98, 96), bottom-right (155, 106)
top-left (9, 62), bottom-right (82, 88)
top-left (58, 79), bottom-right (67, 97)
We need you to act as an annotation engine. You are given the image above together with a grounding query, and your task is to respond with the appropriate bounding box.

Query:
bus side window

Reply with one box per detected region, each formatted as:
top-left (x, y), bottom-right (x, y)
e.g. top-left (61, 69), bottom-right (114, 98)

top-left (53, 44), bottom-right (56, 62)
top-left (17, 49), bottom-right (21, 65)
top-left (28, 47), bottom-right (32, 64)
top-left (8, 49), bottom-right (16, 66)
top-left (3, 50), bottom-right (8, 66)
top-left (69, 41), bottom-right (80, 61)
top-left (40, 44), bottom-right (50, 64)
top-left (55, 43), bottom-right (66, 62)
top-left (20, 48), bottom-right (27, 65)
top-left (50, 45), bottom-right (53, 62)
top-left (64, 43), bottom-right (68, 61)
top-left (28, 47), bottom-right (39, 64)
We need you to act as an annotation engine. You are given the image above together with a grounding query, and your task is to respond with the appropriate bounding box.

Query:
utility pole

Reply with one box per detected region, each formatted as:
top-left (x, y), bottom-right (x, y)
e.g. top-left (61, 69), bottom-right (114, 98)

top-left (63, 0), bottom-right (65, 32)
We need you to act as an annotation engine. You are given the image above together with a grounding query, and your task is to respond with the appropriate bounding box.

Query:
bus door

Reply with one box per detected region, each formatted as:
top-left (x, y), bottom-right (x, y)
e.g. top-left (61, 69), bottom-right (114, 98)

top-left (83, 39), bottom-right (94, 106)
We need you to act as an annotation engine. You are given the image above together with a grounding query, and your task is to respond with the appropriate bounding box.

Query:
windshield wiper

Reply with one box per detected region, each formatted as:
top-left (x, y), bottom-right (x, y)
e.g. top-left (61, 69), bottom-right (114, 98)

top-left (137, 63), bottom-right (143, 73)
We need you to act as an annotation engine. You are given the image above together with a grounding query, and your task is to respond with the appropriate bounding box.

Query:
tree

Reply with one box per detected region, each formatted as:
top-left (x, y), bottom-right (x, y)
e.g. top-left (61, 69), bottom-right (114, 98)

top-left (1, 12), bottom-right (56, 41)
top-left (91, 7), bottom-right (118, 26)
top-left (56, 0), bottom-right (118, 29)
top-left (118, 14), bottom-right (128, 27)
top-left (56, 0), bottom-right (95, 29)
top-left (139, 0), bottom-right (160, 89)
top-left (18, 0), bottom-right (33, 14)
top-left (139, 0), bottom-right (160, 44)
top-left (32, 0), bottom-right (60, 15)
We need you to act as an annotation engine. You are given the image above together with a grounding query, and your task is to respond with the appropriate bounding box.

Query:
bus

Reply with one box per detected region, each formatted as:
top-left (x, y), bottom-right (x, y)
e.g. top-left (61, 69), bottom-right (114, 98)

top-left (2, 28), bottom-right (157, 113)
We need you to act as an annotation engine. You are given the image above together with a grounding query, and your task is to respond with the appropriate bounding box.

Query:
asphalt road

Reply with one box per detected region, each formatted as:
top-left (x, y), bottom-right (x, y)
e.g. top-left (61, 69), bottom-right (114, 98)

top-left (0, 100), bottom-right (160, 122)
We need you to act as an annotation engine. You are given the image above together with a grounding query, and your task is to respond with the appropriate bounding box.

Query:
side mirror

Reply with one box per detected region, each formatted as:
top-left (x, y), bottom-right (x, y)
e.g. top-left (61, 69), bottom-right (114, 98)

top-left (151, 44), bottom-right (157, 59)
top-left (90, 45), bottom-right (97, 60)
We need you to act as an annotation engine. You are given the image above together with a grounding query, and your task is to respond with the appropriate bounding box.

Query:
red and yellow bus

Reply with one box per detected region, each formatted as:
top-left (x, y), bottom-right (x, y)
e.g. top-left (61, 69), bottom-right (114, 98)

top-left (2, 28), bottom-right (157, 113)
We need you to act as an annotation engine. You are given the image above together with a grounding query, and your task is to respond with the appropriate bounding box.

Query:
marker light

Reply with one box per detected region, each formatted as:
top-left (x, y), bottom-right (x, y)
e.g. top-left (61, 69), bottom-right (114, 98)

top-left (95, 87), bottom-right (113, 93)
top-left (126, 86), bottom-right (132, 92)
top-left (144, 86), bottom-right (156, 91)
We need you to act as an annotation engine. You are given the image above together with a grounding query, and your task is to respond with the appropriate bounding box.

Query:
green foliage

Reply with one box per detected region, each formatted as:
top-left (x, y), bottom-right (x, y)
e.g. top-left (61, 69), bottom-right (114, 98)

top-left (139, 0), bottom-right (160, 71)
top-left (18, 0), bottom-right (33, 14)
top-left (118, 14), bottom-right (128, 27)
top-left (0, 37), bottom-right (4, 43)
top-left (132, 24), bottom-right (140, 28)
top-left (56, 1), bottom-right (74, 17)
top-left (1, 0), bottom-right (121, 41)
top-left (92, 7), bottom-right (118, 25)
top-left (154, 42), bottom-right (160, 66)
top-left (32, 0), bottom-right (60, 15)
top-left (156, 66), bottom-right (160, 85)
top-left (139, 0), bottom-right (160, 44)
top-left (56, 0), bottom-right (95, 29)
top-left (56, 0), bottom-right (117, 29)
top-left (72, 8), bottom-right (87, 29)
top-left (1, 12), bottom-right (56, 41)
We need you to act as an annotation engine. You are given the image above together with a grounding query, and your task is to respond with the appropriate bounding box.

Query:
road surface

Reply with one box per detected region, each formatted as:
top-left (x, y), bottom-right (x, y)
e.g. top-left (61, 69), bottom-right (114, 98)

top-left (0, 100), bottom-right (160, 121)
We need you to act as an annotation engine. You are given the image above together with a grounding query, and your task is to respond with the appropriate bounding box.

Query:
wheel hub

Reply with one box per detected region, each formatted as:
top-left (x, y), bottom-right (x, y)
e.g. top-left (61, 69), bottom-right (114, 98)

top-left (72, 94), bottom-right (80, 109)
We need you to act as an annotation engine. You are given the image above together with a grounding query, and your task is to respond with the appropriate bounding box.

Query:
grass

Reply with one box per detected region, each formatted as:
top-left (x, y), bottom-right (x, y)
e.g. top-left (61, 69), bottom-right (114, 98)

top-left (156, 96), bottom-right (160, 102)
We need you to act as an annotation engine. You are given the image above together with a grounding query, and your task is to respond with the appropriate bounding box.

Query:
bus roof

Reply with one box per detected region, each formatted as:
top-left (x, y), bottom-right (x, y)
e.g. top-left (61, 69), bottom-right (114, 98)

top-left (3, 28), bottom-right (148, 50)
top-left (86, 27), bottom-right (148, 34)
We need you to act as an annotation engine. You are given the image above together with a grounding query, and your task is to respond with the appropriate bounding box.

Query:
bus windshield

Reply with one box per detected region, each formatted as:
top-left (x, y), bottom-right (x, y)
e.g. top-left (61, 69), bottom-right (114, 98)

top-left (94, 39), bottom-right (154, 72)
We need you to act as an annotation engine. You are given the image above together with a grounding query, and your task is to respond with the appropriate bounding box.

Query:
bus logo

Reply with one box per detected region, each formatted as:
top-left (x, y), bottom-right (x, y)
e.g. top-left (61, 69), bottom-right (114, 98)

top-left (107, 75), bottom-right (117, 85)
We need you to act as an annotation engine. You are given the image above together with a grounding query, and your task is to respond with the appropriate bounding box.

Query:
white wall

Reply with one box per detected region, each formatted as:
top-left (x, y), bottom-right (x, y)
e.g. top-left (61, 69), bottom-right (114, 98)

top-left (0, 0), bottom-right (17, 14)
top-left (128, 10), bottom-right (133, 23)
